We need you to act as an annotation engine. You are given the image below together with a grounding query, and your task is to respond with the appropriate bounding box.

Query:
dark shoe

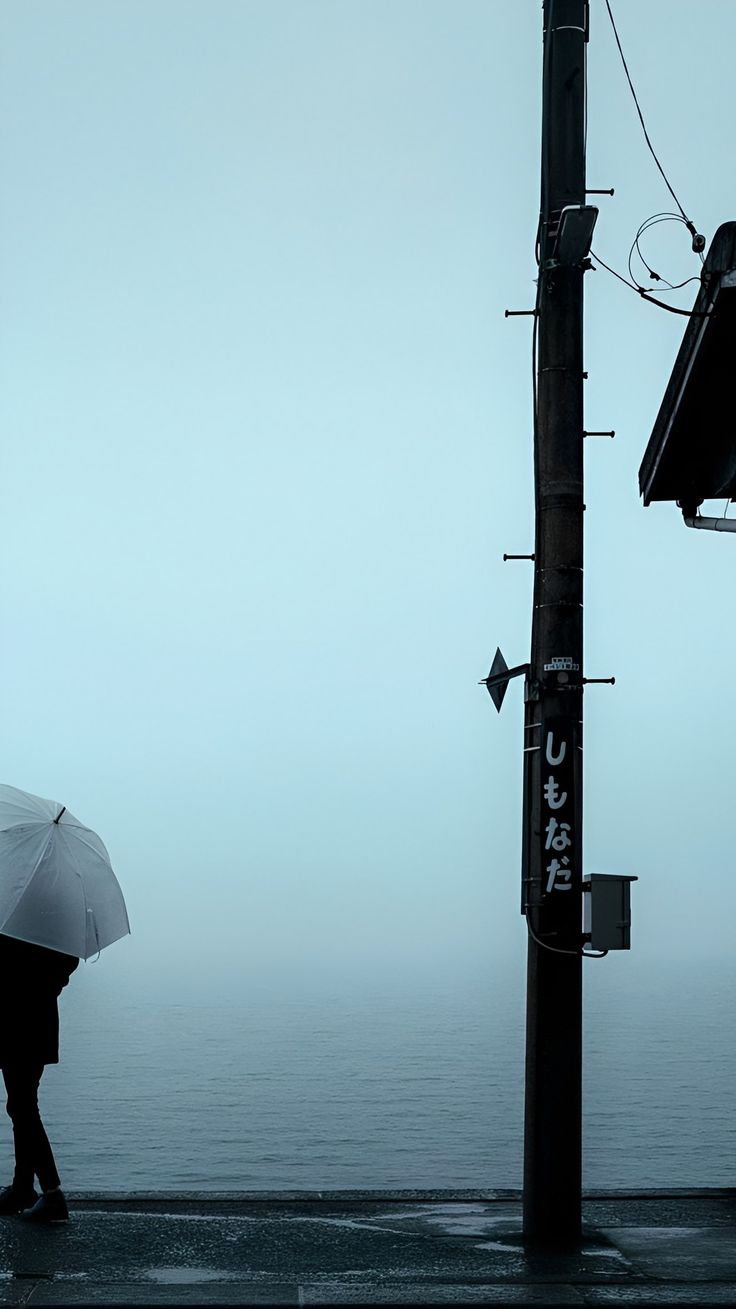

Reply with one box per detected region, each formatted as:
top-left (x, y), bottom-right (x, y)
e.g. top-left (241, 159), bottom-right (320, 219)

top-left (19, 1189), bottom-right (69, 1223)
top-left (0, 1184), bottom-right (39, 1215)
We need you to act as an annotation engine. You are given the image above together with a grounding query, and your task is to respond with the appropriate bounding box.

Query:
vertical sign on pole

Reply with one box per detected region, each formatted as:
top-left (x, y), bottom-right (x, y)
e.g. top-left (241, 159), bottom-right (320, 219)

top-left (540, 716), bottom-right (576, 897)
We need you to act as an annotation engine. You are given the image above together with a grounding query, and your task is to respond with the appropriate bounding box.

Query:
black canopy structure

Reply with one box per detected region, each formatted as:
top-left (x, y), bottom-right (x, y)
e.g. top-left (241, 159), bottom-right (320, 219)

top-left (639, 221), bottom-right (736, 517)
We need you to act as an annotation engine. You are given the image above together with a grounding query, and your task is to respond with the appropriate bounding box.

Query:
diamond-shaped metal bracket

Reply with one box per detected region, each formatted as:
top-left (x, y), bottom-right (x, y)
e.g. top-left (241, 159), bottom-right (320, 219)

top-left (479, 647), bottom-right (530, 714)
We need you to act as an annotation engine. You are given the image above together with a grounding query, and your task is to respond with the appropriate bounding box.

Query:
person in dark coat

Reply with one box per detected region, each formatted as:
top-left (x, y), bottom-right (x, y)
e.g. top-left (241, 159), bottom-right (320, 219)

top-left (0, 933), bottom-right (78, 1222)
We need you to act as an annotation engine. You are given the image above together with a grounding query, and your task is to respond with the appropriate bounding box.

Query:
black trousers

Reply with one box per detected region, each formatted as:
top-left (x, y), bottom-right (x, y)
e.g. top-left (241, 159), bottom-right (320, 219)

top-left (2, 1063), bottom-right (60, 1193)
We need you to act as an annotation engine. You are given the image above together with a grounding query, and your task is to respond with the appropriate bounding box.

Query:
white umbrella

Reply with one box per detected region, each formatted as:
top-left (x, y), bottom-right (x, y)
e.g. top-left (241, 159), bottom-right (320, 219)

top-left (0, 784), bottom-right (130, 960)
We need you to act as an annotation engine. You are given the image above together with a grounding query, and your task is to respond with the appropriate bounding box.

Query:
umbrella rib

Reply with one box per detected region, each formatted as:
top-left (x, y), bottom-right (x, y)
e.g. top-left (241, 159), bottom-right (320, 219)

top-left (61, 825), bottom-right (112, 862)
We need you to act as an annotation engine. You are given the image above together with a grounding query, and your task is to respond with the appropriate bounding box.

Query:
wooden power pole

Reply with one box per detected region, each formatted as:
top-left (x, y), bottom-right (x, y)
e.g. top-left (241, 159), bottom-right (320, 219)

top-left (522, 0), bottom-right (589, 1245)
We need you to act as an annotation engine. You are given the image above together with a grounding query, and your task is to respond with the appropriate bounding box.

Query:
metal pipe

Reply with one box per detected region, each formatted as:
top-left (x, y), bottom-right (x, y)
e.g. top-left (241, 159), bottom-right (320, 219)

top-left (683, 514), bottom-right (736, 533)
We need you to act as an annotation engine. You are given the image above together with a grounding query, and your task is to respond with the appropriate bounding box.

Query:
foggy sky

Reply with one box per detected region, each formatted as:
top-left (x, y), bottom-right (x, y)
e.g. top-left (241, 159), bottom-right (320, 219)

top-left (0, 0), bottom-right (733, 1003)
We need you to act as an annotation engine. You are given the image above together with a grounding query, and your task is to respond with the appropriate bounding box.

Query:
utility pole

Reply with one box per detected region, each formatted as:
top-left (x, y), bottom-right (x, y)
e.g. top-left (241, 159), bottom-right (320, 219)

top-left (522, 0), bottom-right (588, 1245)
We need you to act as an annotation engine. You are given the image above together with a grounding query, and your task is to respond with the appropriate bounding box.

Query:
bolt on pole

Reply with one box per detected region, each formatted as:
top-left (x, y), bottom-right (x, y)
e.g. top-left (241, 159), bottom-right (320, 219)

top-left (521, 0), bottom-right (588, 1246)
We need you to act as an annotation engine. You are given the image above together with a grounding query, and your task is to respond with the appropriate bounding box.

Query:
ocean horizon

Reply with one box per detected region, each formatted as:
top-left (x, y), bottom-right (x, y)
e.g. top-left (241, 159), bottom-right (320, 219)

top-left (7, 953), bottom-right (733, 1194)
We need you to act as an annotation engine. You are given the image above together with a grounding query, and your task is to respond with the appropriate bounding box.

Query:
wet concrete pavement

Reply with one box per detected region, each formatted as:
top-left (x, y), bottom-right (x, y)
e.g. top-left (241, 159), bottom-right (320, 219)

top-left (0, 1189), bottom-right (733, 1305)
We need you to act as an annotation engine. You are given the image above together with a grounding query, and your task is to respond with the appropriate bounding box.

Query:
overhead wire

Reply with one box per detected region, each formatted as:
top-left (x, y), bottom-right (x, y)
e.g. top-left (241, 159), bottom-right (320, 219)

top-left (600, 0), bottom-right (706, 314)
top-left (629, 214), bottom-right (688, 288)
top-left (589, 249), bottom-right (712, 316)
top-left (628, 213), bottom-right (704, 291)
top-left (602, 0), bottom-right (695, 231)
top-left (590, 247), bottom-right (638, 292)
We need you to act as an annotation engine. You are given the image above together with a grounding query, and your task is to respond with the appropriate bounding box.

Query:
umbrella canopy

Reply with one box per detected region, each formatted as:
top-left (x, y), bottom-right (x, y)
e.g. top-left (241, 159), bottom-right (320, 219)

top-left (0, 784), bottom-right (130, 960)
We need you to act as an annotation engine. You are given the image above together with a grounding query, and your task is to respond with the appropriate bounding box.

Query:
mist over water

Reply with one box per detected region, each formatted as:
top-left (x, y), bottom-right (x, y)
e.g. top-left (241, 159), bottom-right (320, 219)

top-left (10, 952), bottom-right (733, 1193)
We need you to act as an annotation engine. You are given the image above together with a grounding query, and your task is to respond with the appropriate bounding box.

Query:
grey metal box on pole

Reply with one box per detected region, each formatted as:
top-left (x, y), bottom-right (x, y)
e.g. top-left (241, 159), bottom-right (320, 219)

top-left (582, 875), bottom-right (638, 951)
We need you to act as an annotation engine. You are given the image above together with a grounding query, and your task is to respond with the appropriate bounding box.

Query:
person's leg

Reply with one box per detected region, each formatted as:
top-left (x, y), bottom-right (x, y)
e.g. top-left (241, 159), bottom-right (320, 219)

top-left (3, 1063), bottom-right (60, 1193)
top-left (2, 1064), bottom-right (37, 1195)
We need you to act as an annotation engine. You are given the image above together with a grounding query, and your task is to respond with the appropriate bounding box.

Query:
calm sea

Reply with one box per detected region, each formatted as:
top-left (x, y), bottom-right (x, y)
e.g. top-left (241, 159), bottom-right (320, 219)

top-left (8, 956), bottom-right (734, 1192)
